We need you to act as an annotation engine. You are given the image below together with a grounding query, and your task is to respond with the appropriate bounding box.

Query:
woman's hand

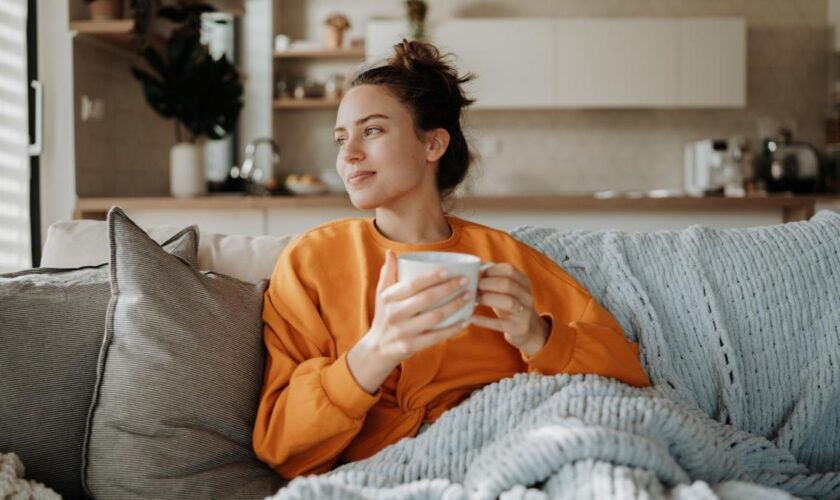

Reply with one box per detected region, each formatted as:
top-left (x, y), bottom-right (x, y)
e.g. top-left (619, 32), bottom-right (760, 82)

top-left (470, 263), bottom-right (551, 357)
top-left (347, 249), bottom-right (472, 393)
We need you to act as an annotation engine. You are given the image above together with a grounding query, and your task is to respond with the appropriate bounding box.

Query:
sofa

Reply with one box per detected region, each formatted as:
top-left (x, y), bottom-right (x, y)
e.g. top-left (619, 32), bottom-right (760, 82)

top-left (1, 206), bottom-right (839, 500)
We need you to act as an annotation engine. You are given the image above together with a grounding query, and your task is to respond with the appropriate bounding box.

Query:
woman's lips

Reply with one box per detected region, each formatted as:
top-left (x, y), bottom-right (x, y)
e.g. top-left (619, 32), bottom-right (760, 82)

top-left (348, 171), bottom-right (375, 184)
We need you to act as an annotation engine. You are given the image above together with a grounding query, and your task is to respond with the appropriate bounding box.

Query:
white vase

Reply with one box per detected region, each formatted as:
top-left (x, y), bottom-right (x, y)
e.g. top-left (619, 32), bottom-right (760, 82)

top-left (170, 142), bottom-right (206, 197)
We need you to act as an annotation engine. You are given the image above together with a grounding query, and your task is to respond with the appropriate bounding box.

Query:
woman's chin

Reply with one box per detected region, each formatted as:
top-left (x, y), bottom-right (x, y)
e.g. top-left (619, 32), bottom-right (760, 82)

top-left (348, 192), bottom-right (379, 211)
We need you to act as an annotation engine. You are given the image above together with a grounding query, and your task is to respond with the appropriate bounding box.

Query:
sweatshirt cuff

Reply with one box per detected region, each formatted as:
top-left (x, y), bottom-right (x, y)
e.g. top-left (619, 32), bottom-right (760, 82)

top-left (321, 352), bottom-right (382, 419)
top-left (522, 313), bottom-right (577, 374)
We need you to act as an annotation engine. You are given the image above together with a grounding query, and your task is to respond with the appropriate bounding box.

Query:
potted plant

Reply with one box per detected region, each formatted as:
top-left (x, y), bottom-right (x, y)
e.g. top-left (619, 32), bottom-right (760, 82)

top-left (324, 13), bottom-right (350, 50)
top-left (131, 11), bottom-right (242, 197)
top-left (83, 0), bottom-right (124, 20)
top-left (406, 0), bottom-right (427, 40)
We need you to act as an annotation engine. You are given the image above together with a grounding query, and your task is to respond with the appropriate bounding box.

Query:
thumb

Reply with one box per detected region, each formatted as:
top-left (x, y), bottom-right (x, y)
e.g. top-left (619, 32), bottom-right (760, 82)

top-left (376, 249), bottom-right (398, 293)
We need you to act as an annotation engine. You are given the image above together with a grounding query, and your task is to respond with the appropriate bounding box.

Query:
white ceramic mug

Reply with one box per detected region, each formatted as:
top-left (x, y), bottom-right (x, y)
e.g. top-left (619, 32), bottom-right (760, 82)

top-left (397, 251), bottom-right (494, 329)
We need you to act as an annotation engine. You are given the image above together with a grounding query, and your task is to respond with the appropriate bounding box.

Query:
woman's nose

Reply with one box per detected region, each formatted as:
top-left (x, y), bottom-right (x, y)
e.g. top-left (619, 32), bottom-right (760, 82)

top-left (340, 137), bottom-right (365, 164)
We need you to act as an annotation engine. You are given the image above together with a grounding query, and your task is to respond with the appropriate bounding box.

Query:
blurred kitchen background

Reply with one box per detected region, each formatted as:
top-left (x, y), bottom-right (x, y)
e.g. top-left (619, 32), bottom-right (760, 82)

top-left (5, 0), bottom-right (840, 271)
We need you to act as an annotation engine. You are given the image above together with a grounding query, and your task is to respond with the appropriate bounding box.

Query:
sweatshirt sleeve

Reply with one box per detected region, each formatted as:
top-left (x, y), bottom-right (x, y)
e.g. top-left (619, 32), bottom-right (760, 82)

top-left (252, 243), bottom-right (381, 479)
top-left (516, 245), bottom-right (650, 387)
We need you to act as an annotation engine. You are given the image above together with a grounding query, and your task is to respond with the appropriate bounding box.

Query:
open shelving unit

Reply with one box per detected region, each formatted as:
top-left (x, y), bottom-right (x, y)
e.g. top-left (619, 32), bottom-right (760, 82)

top-left (69, 19), bottom-right (136, 48)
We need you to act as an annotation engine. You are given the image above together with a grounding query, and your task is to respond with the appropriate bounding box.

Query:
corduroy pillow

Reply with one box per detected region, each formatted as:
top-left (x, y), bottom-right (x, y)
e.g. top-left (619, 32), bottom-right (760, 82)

top-left (0, 224), bottom-right (198, 499)
top-left (81, 207), bottom-right (284, 499)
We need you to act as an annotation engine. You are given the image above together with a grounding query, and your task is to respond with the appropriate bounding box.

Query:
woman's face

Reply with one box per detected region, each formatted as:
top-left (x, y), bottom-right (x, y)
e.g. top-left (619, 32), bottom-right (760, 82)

top-left (334, 84), bottom-right (438, 211)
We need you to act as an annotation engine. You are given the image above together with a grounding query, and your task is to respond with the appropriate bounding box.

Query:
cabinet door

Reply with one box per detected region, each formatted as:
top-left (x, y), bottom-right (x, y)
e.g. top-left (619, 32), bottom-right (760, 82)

top-left (554, 19), bottom-right (678, 107)
top-left (433, 19), bottom-right (554, 109)
top-left (365, 20), bottom-right (413, 62)
top-left (678, 18), bottom-right (746, 107)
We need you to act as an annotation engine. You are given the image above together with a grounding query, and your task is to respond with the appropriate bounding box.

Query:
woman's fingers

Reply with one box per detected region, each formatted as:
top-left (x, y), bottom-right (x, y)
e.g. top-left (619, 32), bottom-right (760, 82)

top-left (481, 263), bottom-right (530, 289)
top-left (401, 289), bottom-right (473, 333)
top-left (382, 269), bottom-right (457, 303)
top-left (386, 275), bottom-right (468, 320)
top-left (410, 318), bottom-right (471, 353)
top-left (477, 277), bottom-right (532, 309)
top-left (476, 291), bottom-right (528, 315)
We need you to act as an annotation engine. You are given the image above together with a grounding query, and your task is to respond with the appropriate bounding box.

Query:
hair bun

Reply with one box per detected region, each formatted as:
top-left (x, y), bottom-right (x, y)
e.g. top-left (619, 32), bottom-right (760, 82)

top-left (389, 39), bottom-right (441, 72)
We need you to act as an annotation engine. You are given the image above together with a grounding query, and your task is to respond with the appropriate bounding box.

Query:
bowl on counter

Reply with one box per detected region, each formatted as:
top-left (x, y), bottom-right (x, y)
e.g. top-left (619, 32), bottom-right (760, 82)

top-left (285, 174), bottom-right (328, 195)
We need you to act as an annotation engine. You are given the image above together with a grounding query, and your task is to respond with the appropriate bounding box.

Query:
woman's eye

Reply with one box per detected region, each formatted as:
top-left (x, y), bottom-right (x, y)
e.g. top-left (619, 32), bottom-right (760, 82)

top-left (334, 137), bottom-right (346, 146)
top-left (365, 127), bottom-right (381, 136)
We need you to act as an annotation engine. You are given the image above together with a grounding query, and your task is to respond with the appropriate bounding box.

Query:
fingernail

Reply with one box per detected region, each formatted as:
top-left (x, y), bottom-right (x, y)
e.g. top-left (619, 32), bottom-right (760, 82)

top-left (458, 277), bottom-right (468, 286)
top-left (439, 269), bottom-right (450, 278)
top-left (461, 320), bottom-right (470, 328)
top-left (462, 291), bottom-right (472, 300)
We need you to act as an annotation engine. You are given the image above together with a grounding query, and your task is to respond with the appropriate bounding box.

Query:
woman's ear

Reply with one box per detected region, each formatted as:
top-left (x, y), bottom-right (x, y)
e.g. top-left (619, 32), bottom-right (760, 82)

top-left (425, 128), bottom-right (450, 163)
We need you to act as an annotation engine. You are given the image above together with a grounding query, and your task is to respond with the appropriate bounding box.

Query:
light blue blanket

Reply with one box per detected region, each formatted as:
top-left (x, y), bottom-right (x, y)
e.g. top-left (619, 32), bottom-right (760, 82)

top-left (269, 211), bottom-right (840, 499)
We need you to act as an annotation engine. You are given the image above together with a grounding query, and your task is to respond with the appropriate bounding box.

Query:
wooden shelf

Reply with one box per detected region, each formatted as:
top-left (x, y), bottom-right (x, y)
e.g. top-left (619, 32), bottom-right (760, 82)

top-left (70, 19), bottom-right (135, 48)
top-left (273, 97), bottom-right (341, 110)
top-left (273, 47), bottom-right (366, 59)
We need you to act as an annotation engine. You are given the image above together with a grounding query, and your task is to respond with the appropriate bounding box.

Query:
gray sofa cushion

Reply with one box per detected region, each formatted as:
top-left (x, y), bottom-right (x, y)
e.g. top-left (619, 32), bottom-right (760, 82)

top-left (0, 224), bottom-right (198, 500)
top-left (82, 207), bottom-right (284, 499)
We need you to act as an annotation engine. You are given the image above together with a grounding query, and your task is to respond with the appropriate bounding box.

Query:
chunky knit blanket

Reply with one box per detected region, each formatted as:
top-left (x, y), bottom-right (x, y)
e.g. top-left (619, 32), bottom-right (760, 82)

top-left (268, 211), bottom-right (840, 499)
top-left (0, 452), bottom-right (61, 499)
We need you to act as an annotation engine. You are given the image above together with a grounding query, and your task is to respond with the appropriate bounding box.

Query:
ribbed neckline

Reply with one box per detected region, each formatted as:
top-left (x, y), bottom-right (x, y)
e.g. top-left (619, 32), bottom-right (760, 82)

top-left (365, 214), bottom-right (464, 251)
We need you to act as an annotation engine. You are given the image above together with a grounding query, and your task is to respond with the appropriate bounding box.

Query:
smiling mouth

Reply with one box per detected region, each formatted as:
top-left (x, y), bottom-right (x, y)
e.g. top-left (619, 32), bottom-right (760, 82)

top-left (348, 172), bottom-right (376, 183)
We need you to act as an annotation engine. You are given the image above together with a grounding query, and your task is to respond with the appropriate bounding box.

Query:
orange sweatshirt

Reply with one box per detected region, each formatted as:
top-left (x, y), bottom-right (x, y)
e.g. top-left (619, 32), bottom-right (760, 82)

top-left (253, 215), bottom-right (649, 479)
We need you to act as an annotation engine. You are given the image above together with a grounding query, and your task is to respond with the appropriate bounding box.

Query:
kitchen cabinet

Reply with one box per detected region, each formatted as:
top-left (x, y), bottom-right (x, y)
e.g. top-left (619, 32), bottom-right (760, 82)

top-left (434, 19), bottom-right (554, 109)
top-left (553, 19), bottom-right (678, 108)
top-left (367, 17), bottom-right (746, 109)
top-left (678, 19), bottom-right (746, 107)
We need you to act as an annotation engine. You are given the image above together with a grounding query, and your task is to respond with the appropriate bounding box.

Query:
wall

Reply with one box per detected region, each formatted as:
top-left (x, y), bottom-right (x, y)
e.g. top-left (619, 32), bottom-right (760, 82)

top-left (273, 0), bottom-right (830, 195)
top-left (73, 37), bottom-right (174, 197)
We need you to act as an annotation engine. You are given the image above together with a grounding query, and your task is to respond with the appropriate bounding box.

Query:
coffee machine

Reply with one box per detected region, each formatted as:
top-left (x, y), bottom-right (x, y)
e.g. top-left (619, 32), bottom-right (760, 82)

top-left (754, 128), bottom-right (824, 193)
top-left (683, 138), bottom-right (746, 197)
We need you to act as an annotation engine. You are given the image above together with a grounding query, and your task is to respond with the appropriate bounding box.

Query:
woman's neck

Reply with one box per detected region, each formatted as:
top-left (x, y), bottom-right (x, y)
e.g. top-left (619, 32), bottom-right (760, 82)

top-left (373, 206), bottom-right (452, 244)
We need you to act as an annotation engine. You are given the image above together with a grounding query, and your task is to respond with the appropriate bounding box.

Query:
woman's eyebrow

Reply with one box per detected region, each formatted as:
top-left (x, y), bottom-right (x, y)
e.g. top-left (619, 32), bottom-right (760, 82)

top-left (334, 114), bottom-right (391, 133)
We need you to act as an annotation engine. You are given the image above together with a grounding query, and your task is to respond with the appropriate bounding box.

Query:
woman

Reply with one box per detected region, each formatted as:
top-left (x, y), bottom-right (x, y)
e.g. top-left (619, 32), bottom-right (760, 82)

top-left (252, 40), bottom-right (649, 480)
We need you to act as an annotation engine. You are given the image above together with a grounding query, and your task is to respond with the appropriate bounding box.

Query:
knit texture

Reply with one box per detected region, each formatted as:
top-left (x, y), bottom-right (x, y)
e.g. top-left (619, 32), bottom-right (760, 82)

top-left (513, 209), bottom-right (840, 472)
top-left (0, 452), bottom-right (61, 500)
top-left (270, 375), bottom-right (839, 499)
top-left (266, 210), bottom-right (840, 499)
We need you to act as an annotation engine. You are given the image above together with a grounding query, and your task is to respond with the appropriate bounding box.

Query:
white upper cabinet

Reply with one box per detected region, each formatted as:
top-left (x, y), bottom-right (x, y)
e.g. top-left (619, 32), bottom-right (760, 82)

top-left (433, 19), bottom-right (554, 109)
top-left (554, 19), bottom-right (678, 108)
top-left (678, 18), bottom-right (746, 107)
top-left (366, 17), bottom-right (746, 109)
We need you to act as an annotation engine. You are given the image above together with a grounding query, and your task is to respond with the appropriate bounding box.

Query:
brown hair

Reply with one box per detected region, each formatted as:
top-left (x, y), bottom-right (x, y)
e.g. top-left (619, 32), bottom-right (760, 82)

top-left (347, 40), bottom-right (475, 201)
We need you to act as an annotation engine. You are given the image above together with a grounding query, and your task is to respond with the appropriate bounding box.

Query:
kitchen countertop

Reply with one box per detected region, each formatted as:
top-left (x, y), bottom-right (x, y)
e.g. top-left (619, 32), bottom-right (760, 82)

top-left (74, 193), bottom-right (830, 223)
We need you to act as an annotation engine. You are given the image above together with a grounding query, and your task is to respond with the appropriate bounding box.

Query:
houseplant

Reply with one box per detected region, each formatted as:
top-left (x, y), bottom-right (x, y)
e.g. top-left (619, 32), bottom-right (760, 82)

top-left (131, 2), bottom-right (242, 197)
top-left (84, 0), bottom-right (123, 20)
top-left (324, 13), bottom-right (350, 50)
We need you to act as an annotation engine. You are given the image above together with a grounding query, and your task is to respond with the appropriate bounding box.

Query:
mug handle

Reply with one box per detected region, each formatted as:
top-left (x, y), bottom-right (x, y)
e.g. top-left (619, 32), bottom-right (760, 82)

top-left (479, 262), bottom-right (494, 273)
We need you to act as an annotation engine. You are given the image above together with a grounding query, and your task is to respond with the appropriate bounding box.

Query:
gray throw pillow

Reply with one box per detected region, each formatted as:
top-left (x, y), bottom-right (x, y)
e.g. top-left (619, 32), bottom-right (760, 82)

top-left (0, 223), bottom-right (198, 500)
top-left (82, 207), bottom-right (284, 499)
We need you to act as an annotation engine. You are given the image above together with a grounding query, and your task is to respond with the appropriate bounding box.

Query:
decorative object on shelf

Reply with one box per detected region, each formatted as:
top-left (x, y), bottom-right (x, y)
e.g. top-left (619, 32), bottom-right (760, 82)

top-left (131, 1), bottom-right (243, 197)
top-left (324, 13), bottom-right (350, 50)
top-left (231, 137), bottom-right (283, 195)
top-left (406, 0), bottom-right (427, 40)
top-left (273, 33), bottom-right (291, 52)
top-left (84, 0), bottom-right (124, 21)
top-left (324, 73), bottom-right (345, 100)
